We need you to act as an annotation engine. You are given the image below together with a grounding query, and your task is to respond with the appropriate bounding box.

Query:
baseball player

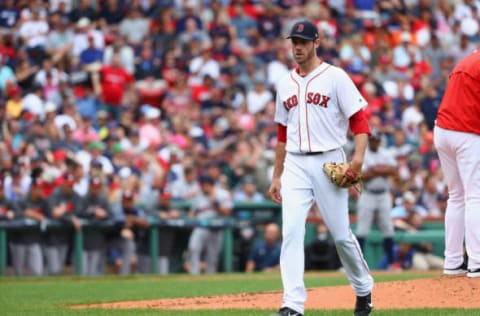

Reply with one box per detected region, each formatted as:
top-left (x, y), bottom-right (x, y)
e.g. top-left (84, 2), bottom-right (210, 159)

top-left (14, 177), bottom-right (48, 276)
top-left (434, 49), bottom-right (480, 278)
top-left (76, 176), bottom-right (112, 276)
top-left (46, 173), bottom-right (83, 275)
top-left (187, 175), bottom-right (233, 275)
top-left (268, 20), bottom-right (373, 316)
top-left (356, 129), bottom-right (398, 270)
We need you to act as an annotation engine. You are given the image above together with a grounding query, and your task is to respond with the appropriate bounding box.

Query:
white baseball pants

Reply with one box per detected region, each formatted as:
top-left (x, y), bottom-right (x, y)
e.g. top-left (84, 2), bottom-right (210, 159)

top-left (280, 149), bottom-right (374, 314)
top-left (434, 126), bottom-right (480, 271)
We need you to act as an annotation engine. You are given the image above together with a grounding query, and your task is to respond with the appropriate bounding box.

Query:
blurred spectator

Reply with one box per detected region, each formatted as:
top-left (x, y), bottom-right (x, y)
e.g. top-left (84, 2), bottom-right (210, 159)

top-left (98, 52), bottom-right (134, 121)
top-left (5, 86), bottom-right (23, 119)
top-left (176, 1), bottom-right (203, 35)
top-left (3, 165), bottom-right (31, 201)
top-left (187, 175), bottom-right (232, 274)
top-left (391, 191), bottom-right (428, 232)
top-left (79, 34), bottom-right (104, 70)
top-left (0, 54), bottom-right (16, 94)
top-left (246, 76), bottom-right (273, 115)
top-left (119, 7), bottom-right (150, 46)
top-left (189, 44), bottom-right (220, 87)
top-left (245, 222), bottom-right (281, 272)
top-left (18, 6), bottom-right (49, 64)
top-left (76, 141), bottom-right (114, 176)
top-left (99, 0), bottom-right (126, 27)
top-left (45, 13), bottom-right (73, 63)
top-left (233, 176), bottom-right (264, 203)
top-left (339, 34), bottom-right (371, 74)
top-left (389, 190), bottom-right (444, 271)
top-left (69, 0), bottom-right (98, 23)
top-left (305, 223), bottom-right (341, 271)
top-left (0, 0), bottom-right (21, 34)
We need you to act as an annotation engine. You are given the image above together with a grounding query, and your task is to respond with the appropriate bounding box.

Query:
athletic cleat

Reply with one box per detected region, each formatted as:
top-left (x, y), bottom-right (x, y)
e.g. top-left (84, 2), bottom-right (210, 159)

top-left (443, 262), bottom-right (467, 276)
top-left (467, 268), bottom-right (480, 278)
top-left (270, 307), bottom-right (303, 316)
top-left (354, 293), bottom-right (373, 316)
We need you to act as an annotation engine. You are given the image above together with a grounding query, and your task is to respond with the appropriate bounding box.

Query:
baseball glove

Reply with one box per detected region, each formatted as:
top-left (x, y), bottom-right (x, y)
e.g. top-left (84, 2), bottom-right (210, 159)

top-left (323, 162), bottom-right (362, 189)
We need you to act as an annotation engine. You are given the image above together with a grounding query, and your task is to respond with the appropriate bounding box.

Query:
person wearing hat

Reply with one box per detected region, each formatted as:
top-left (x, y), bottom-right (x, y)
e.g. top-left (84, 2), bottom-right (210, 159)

top-left (187, 174), bottom-right (233, 275)
top-left (76, 140), bottom-right (114, 177)
top-left (76, 176), bottom-right (112, 275)
top-left (45, 172), bottom-right (84, 275)
top-left (3, 165), bottom-right (30, 202)
top-left (137, 189), bottom-right (181, 275)
top-left (390, 191), bottom-right (444, 271)
top-left (268, 20), bottom-right (373, 316)
top-left (112, 190), bottom-right (149, 275)
top-left (13, 177), bottom-right (49, 276)
top-left (0, 173), bottom-right (21, 279)
top-left (355, 130), bottom-right (399, 270)
top-left (434, 48), bottom-right (480, 278)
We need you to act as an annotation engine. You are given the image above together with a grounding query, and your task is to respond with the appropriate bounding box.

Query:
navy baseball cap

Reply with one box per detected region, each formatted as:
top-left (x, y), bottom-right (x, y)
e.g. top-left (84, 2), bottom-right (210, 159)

top-left (287, 21), bottom-right (319, 41)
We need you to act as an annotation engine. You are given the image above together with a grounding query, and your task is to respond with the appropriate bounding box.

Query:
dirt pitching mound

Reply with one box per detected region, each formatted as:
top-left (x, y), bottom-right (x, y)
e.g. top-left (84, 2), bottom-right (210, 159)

top-left (74, 276), bottom-right (480, 310)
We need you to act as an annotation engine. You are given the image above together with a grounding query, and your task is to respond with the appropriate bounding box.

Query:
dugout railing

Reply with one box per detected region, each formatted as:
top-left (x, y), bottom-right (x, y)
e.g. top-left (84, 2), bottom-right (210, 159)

top-left (0, 201), bottom-right (445, 275)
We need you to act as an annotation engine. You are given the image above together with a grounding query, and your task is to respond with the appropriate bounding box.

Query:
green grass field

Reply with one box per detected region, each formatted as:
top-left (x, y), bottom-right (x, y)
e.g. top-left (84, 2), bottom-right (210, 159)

top-left (0, 271), bottom-right (477, 315)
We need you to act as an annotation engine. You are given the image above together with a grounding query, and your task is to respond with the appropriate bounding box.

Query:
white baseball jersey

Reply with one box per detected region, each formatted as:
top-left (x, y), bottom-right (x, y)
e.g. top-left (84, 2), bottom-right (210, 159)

top-left (274, 62), bottom-right (367, 153)
top-left (362, 146), bottom-right (397, 192)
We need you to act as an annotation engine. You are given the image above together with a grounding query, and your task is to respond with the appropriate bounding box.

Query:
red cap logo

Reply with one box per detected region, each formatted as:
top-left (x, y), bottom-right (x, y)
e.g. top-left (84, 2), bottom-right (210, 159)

top-left (297, 24), bottom-right (304, 33)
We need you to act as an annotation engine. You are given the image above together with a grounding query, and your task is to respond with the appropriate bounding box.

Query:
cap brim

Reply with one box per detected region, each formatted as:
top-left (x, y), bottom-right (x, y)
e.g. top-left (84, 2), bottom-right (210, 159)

top-left (287, 35), bottom-right (316, 40)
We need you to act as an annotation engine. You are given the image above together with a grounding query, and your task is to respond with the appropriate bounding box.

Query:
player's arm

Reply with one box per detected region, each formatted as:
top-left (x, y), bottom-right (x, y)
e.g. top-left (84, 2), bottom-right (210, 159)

top-left (268, 124), bottom-right (287, 204)
top-left (349, 110), bottom-right (370, 173)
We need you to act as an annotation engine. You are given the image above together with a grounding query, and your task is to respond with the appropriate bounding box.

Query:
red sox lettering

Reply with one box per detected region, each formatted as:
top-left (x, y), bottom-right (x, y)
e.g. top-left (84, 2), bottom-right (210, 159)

top-left (306, 92), bottom-right (330, 107)
top-left (283, 92), bottom-right (330, 110)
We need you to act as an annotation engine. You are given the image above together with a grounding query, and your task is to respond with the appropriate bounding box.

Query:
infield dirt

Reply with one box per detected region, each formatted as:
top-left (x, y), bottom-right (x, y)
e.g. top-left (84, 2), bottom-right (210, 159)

top-left (74, 275), bottom-right (480, 310)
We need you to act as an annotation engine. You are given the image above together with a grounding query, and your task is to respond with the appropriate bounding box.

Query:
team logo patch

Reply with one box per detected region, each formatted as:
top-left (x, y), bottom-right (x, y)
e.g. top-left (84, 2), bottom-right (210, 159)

top-left (296, 23), bottom-right (304, 33)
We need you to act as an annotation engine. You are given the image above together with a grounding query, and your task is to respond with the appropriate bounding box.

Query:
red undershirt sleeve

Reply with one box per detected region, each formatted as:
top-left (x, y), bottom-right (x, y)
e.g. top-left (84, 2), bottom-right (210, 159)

top-left (349, 109), bottom-right (371, 136)
top-left (277, 123), bottom-right (287, 142)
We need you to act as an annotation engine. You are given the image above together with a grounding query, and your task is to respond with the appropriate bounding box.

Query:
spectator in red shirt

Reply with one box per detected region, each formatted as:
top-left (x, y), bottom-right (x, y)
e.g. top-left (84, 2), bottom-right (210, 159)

top-left (99, 52), bottom-right (134, 121)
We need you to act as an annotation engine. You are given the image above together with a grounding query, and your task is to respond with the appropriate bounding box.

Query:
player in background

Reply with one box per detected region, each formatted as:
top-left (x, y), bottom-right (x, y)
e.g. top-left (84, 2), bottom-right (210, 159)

top-left (434, 49), bottom-right (480, 278)
top-left (355, 129), bottom-right (398, 270)
top-left (268, 21), bottom-right (373, 316)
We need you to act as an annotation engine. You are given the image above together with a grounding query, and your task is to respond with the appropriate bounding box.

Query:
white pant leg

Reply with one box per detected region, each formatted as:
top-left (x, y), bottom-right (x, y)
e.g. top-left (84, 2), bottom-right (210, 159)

top-left (279, 153), bottom-right (315, 314)
top-left (205, 231), bottom-right (223, 274)
top-left (9, 243), bottom-right (26, 276)
top-left (158, 256), bottom-right (169, 275)
top-left (27, 243), bottom-right (43, 276)
top-left (454, 131), bottom-right (480, 270)
top-left (377, 193), bottom-right (394, 237)
top-left (356, 193), bottom-right (377, 237)
top-left (311, 150), bottom-right (373, 297)
top-left (120, 239), bottom-right (136, 275)
top-left (188, 228), bottom-right (208, 275)
top-left (435, 126), bottom-right (465, 269)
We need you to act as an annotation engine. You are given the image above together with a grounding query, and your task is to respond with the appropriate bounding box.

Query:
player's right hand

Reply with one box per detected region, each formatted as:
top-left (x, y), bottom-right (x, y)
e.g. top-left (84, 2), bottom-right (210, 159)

top-left (268, 178), bottom-right (282, 204)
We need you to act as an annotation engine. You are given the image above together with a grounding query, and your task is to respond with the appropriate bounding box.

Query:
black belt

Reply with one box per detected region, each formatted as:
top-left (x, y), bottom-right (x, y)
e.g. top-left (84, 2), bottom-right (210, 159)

top-left (366, 189), bottom-right (387, 194)
top-left (289, 151), bottom-right (325, 156)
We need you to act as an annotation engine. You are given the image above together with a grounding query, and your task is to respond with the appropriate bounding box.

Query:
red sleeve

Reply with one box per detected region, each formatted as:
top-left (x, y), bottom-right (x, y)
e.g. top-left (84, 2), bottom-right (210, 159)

top-left (277, 123), bottom-right (287, 142)
top-left (349, 109), bottom-right (371, 136)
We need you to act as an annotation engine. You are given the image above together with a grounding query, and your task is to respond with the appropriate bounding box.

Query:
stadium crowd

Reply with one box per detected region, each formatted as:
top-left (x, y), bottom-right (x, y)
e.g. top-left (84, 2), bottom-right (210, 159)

top-left (0, 0), bottom-right (478, 276)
